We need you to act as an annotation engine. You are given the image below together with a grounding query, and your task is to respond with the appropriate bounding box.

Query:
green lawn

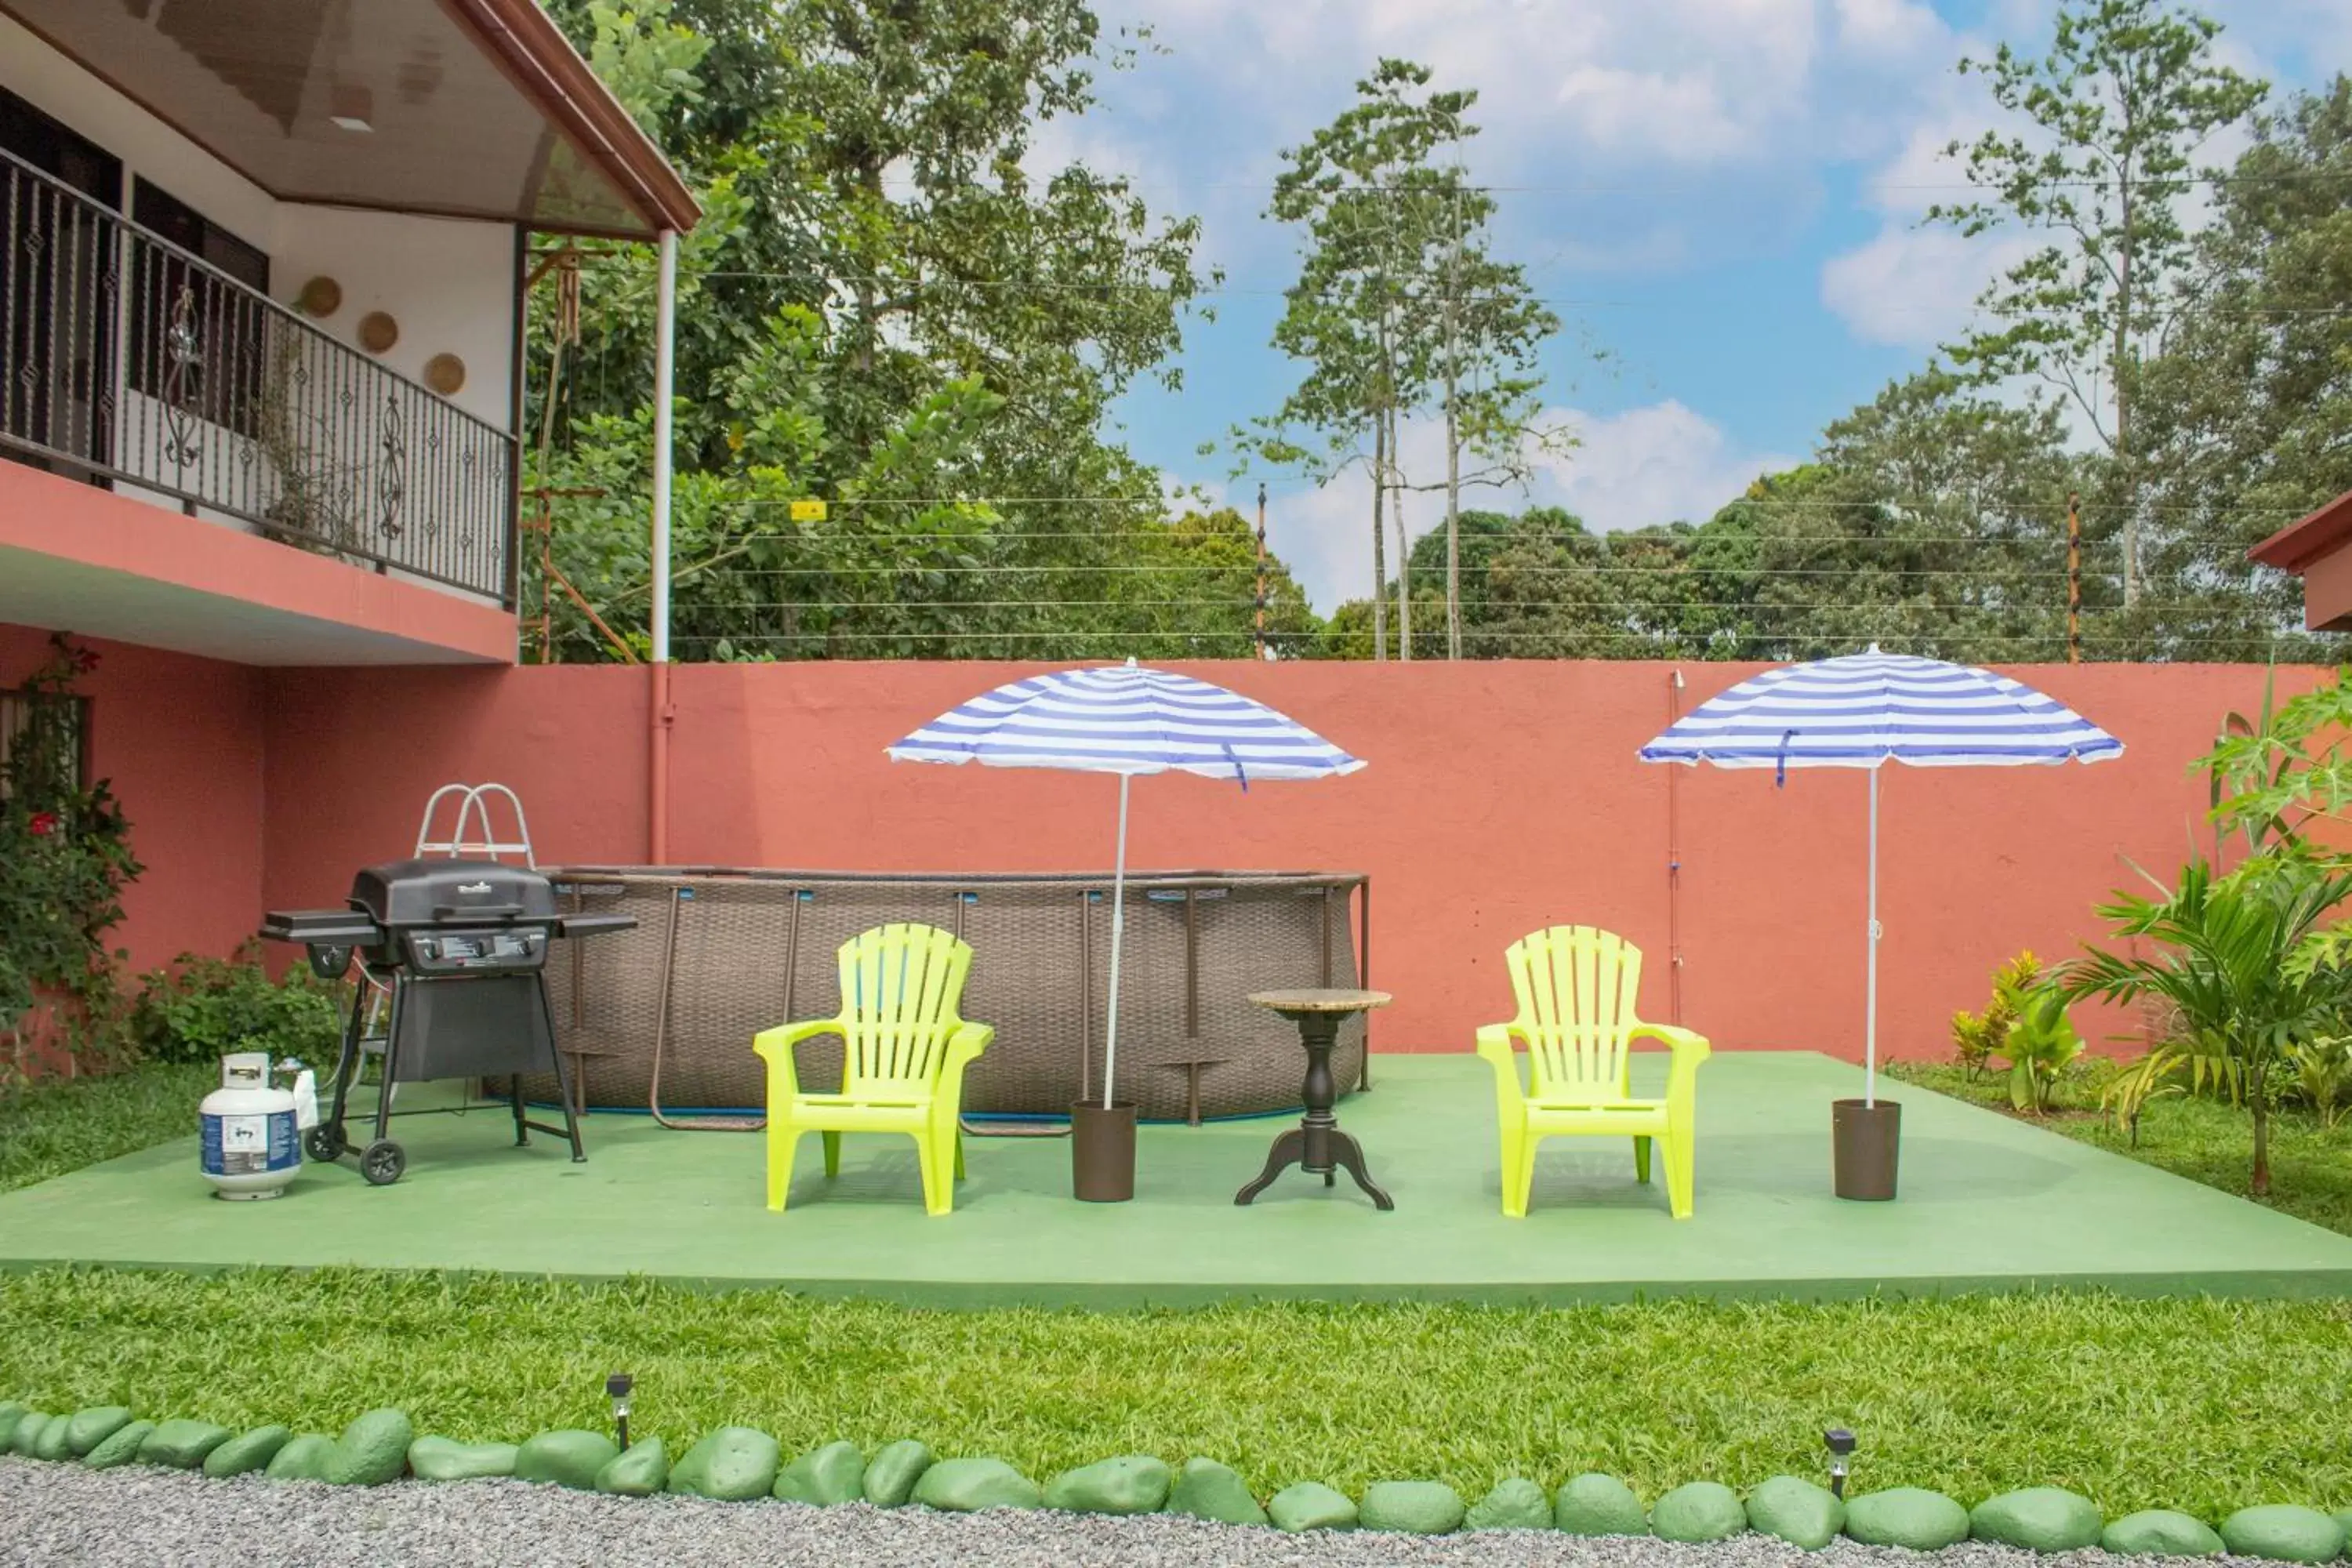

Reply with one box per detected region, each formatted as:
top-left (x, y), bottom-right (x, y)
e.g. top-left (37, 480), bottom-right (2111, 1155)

top-left (1889, 1062), bottom-right (2352, 1238)
top-left (0, 1062), bottom-right (213, 1196)
top-left (4, 1268), bottom-right (2352, 1517)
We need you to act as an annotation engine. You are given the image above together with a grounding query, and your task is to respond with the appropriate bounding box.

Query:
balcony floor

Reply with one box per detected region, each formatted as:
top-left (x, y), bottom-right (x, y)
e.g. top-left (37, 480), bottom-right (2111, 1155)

top-left (0, 459), bottom-right (514, 665)
top-left (3, 1053), bottom-right (2349, 1305)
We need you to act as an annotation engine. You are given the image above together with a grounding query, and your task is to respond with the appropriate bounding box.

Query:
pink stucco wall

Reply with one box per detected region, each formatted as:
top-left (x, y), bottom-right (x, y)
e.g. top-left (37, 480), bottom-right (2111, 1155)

top-left (235, 659), bottom-right (2318, 1058)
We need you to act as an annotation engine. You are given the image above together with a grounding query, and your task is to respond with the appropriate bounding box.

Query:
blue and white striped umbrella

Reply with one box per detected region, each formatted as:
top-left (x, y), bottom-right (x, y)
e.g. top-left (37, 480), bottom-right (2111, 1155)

top-left (1638, 647), bottom-right (2122, 771)
top-left (888, 662), bottom-right (1364, 782)
top-left (1638, 648), bottom-right (2122, 1112)
top-left (891, 661), bottom-right (1363, 1120)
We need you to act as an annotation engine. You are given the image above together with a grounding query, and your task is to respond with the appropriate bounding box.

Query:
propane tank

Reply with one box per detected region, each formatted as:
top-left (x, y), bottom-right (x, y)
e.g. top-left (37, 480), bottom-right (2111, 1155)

top-left (199, 1051), bottom-right (301, 1200)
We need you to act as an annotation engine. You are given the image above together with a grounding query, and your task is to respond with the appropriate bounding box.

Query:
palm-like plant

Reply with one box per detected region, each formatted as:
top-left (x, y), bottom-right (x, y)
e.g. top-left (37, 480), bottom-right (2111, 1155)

top-left (2066, 854), bottom-right (2352, 1197)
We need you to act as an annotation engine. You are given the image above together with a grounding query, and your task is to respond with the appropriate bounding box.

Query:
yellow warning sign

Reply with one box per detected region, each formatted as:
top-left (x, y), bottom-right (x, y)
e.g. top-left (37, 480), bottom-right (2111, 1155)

top-left (790, 499), bottom-right (828, 523)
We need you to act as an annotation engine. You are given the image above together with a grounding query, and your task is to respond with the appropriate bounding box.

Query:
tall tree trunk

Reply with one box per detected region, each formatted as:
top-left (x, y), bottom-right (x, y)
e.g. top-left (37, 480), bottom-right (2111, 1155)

top-left (1441, 212), bottom-right (1464, 662)
top-left (1390, 405), bottom-right (1412, 662)
top-left (1370, 415), bottom-right (1388, 662)
top-left (2115, 174), bottom-right (2137, 608)
top-left (1443, 376), bottom-right (1461, 661)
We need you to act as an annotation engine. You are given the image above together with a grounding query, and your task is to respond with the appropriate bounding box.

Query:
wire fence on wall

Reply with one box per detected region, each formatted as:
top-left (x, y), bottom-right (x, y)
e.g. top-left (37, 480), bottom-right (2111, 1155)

top-left (571, 521), bottom-right (2340, 666)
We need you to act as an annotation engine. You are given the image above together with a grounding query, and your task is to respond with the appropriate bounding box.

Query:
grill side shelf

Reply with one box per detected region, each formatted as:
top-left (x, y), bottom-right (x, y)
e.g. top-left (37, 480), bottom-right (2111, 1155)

top-left (260, 910), bottom-right (383, 947)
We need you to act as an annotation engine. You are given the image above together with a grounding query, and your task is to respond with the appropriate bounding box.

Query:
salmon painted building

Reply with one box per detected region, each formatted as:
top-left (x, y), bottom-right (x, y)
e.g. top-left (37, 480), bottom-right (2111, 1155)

top-left (0, 0), bottom-right (696, 978)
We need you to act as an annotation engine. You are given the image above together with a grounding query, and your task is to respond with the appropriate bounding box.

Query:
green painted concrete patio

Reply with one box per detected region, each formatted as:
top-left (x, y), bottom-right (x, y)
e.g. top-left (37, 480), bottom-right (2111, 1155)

top-left (6, 1052), bottom-right (2351, 1305)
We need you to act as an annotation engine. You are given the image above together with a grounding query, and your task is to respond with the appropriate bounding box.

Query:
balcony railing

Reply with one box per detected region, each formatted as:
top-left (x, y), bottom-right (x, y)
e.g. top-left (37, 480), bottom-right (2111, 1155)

top-left (1, 147), bottom-right (517, 604)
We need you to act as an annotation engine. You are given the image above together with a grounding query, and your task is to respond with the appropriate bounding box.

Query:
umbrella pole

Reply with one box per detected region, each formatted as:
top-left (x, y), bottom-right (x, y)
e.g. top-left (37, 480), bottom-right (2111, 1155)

top-left (1866, 764), bottom-right (1880, 1108)
top-left (1102, 772), bottom-right (1131, 1110)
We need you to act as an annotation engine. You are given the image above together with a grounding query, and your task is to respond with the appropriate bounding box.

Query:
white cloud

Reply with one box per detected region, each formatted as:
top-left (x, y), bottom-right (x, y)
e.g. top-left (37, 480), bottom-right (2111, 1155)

top-left (1831, 0), bottom-right (1947, 59)
top-left (1868, 108), bottom-right (1997, 216)
top-left (1817, 39), bottom-right (2030, 351)
top-left (1819, 225), bottom-right (2034, 349)
top-left (1114, 0), bottom-right (1853, 181)
top-left (1536, 401), bottom-right (1800, 532)
top-left (1554, 67), bottom-right (1751, 162)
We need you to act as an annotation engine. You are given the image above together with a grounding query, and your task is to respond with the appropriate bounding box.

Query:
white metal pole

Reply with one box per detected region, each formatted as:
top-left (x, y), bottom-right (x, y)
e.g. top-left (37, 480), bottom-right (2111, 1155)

top-left (1102, 772), bottom-right (1132, 1110)
top-left (649, 230), bottom-right (678, 664)
top-left (1865, 764), bottom-right (1881, 1107)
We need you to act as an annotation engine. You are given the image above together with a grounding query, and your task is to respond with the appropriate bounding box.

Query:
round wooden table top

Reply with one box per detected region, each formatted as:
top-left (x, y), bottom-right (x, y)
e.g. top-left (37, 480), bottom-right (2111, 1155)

top-left (1247, 988), bottom-right (1392, 1014)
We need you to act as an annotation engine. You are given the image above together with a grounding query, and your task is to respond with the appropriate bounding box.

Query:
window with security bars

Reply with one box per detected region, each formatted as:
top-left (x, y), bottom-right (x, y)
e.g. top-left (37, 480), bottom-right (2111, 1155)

top-left (0, 688), bottom-right (88, 800)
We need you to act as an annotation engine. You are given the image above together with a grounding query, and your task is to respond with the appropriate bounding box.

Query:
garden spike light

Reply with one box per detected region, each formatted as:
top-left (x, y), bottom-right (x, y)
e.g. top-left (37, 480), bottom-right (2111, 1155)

top-left (1824, 1427), bottom-right (1857, 1498)
top-left (606, 1373), bottom-right (633, 1449)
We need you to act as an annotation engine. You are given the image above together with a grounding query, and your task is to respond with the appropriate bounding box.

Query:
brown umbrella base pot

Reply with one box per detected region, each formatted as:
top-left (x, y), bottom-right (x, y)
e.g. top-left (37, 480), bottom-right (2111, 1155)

top-left (1832, 1098), bottom-right (1900, 1200)
top-left (1071, 1102), bottom-right (1137, 1202)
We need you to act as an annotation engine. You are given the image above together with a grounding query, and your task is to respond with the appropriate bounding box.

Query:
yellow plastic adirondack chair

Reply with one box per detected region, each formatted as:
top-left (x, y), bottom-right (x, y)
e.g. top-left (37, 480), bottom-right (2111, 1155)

top-left (1474, 925), bottom-right (1711, 1219)
top-left (753, 923), bottom-right (994, 1216)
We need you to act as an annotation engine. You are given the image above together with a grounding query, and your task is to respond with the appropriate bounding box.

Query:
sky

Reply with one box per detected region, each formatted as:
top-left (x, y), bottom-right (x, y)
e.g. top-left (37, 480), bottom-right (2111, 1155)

top-left (1044, 0), bottom-right (2352, 610)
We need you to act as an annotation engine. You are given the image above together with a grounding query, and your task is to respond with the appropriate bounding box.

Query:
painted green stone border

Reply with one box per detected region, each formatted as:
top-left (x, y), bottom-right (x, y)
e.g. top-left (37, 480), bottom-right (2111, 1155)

top-left (2, 1398), bottom-right (2345, 1558)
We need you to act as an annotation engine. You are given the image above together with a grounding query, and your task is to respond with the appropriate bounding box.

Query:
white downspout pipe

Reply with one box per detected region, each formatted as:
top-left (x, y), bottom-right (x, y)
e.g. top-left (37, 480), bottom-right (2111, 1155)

top-left (1102, 771), bottom-right (1132, 1110)
top-left (648, 228), bottom-right (678, 862)
top-left (1865, 763), bottom-right (1880, 1107)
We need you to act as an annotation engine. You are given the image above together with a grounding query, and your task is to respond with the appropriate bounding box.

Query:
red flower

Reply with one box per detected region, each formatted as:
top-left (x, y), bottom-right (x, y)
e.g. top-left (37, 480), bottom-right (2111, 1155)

top-left (27, 811), bottom-right (60, 837)
top-left (70, 648), bottom-right (99, 673)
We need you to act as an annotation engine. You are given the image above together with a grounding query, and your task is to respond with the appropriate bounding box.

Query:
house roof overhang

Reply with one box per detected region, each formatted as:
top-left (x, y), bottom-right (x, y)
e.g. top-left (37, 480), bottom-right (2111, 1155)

top-left (1, 0), bottom-right (699, 238)
top-left (2249, 488), bottom-right (2352, 576)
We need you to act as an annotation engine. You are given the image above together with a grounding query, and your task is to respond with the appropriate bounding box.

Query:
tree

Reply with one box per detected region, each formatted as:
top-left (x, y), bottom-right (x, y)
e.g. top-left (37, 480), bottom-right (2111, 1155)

top-left (1251, 60), bottom-right (1564, 663)
top-left (1410, 171), bottom-right (1565, 660)
top-left (1926, 0), bottom-right (2265, 604)
top-left (1250, 60), bottom-right (1465, 662)
top-left (527, 0), bottom-right (1240, 662)
top-left (1759, 371), bottom-right (2089, 661)
top-left (1364, 372), bottom-right (2085, 666)
top-left (2132, 77), bottom-right (2352, 659)
top-left (1112, 509), bottom-right (1319, 659)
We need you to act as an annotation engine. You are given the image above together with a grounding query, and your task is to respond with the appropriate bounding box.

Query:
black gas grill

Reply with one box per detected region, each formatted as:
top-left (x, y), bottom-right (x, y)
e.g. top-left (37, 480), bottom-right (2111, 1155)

top-left (262, 858), bottom-right (633, 1186)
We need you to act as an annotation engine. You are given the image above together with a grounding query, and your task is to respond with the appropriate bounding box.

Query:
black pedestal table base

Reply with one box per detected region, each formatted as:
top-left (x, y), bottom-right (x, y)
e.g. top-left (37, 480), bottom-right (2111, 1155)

top-left (1235, 989), bottom-right (1393, 1210)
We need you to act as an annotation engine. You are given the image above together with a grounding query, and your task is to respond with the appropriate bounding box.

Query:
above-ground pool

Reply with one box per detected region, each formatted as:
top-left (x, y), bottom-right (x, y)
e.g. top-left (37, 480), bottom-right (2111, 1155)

top-left (535, 868), bottom-right (1370, 1123)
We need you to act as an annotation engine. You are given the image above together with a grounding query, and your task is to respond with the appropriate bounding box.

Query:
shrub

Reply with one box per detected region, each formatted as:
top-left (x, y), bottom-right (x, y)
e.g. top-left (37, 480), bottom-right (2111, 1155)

top-left (129, 944), bottom-right (344, 1068)
top-left (2100, 1047), bottom-right (2187, 1146)
top-left (1951, 953), bottom-right (2039, 1085)
top-left (1999, 982), bottom-right (2085, 1115)
top-left (2284, 1036), bottom-right (2352, 1129)
top-left (0, 636), bottom-right (143, 1067)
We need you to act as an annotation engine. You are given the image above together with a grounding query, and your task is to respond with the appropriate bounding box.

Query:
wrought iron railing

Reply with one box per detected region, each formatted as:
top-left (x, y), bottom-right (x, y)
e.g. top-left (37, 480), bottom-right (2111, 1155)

top-left (0, 147), bottom-right (517, 604)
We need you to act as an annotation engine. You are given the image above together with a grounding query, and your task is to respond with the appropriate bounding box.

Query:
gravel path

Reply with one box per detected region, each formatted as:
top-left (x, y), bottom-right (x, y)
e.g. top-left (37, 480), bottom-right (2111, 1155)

top-left (0, 1458), bottom-right (2204, 1568)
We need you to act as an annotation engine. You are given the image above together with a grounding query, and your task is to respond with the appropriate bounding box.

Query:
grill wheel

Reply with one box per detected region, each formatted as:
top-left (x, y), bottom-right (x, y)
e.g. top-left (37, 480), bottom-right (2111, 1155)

top-left (360, 1140), bottom-right (407, 1187)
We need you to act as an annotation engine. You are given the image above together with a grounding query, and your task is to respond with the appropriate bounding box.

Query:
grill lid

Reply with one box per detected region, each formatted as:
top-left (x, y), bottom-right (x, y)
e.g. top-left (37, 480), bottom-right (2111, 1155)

top-left (351, 858), bottom-right (557, 927)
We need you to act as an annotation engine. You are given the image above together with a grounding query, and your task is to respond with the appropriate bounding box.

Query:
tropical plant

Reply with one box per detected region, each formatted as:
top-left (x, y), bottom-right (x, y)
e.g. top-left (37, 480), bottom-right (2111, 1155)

top-left (2067, 855), bottom-right (2352, 1195)
top-left (2099, 1044), bottom-right (2187, 1146)
top-left (1999, 981), bottom-right (2086, 1114)
top-left (2201, 666), bottom-right (2352, 858)
top-left (2284, 1036), bottom-right (2352, 1129)
top-left (1951, 951), bottom-right (2042, 1083)
top-left (1950, 1007), bottom-right (2003, 1083)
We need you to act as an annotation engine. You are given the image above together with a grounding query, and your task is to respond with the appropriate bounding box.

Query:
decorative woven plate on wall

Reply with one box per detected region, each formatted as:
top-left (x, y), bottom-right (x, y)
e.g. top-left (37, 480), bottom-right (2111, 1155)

top-left (358, 311), bottom-right (398, 353)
